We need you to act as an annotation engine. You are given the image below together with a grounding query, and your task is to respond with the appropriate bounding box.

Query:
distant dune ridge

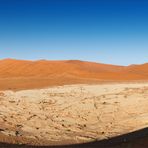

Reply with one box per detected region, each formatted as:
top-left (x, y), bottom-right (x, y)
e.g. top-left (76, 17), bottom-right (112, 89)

top-left (0, 58), bottom-right (147, 90)
top-left (0, 58), bottom-right (148, 79)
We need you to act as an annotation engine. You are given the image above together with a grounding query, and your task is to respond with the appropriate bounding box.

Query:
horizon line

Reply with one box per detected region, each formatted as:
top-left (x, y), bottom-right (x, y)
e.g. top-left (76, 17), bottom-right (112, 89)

top-left (0, 58), bottom-right (147, 67)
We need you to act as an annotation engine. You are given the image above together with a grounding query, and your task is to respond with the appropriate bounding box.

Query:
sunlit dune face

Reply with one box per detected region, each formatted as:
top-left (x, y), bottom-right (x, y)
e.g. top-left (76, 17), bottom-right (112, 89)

top-left (0, 59), bottom-right (147, 91)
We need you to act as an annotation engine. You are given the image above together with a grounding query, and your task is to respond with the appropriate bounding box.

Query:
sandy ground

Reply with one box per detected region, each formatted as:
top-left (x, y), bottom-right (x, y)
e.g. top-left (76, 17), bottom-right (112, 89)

top-left (0, 83), bottom-right (148, 146)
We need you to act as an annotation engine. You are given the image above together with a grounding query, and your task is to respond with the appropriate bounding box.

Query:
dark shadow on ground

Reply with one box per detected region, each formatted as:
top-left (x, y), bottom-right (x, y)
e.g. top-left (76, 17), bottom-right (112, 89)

top-left (1, 127), bottom-right (148, 148)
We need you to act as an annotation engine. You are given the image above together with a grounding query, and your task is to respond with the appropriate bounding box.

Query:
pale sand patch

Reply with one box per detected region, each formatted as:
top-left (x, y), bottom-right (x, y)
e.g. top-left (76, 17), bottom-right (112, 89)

top-left (0, 83), bottom-right (148, 145)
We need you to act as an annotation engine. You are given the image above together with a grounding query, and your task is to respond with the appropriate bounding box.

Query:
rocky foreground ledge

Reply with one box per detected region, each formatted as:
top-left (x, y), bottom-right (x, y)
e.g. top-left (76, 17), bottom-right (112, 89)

top-left (0, 83), bottom-right (148, 146)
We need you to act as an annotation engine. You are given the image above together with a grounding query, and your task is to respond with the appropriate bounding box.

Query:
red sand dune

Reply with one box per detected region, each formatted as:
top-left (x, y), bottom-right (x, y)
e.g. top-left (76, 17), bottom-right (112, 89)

top-left (0, 59), bottom-right (147, 90)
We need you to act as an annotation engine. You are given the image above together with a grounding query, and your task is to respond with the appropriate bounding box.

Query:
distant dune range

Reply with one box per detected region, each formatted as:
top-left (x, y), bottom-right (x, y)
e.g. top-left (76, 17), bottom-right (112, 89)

top-left (0, 59), bottom-right (148, 90)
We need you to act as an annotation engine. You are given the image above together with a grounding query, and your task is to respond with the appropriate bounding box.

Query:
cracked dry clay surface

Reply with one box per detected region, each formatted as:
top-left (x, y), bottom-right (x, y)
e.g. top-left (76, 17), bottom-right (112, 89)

top-left (0, 83), bottom-right (148, 145)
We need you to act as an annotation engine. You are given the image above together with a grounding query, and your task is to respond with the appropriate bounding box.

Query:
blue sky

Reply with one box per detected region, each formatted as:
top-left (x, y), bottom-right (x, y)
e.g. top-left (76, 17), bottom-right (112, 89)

top-left (0, 0), bottom-right (148, 65)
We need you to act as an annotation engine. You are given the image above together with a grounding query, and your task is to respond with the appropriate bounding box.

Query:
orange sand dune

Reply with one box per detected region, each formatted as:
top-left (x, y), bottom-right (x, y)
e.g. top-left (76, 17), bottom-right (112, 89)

top-left (0, 59), bottom-right (147, 90)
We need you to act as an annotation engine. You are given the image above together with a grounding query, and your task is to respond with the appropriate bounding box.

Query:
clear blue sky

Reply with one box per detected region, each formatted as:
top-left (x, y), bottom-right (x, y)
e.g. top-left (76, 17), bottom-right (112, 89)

top-left (0, 0), bottom-right (148, 65)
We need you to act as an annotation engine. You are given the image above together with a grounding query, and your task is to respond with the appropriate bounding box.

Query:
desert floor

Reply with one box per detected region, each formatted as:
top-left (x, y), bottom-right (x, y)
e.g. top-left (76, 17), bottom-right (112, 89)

top-left (0, 82), bottom-right (148, 146)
